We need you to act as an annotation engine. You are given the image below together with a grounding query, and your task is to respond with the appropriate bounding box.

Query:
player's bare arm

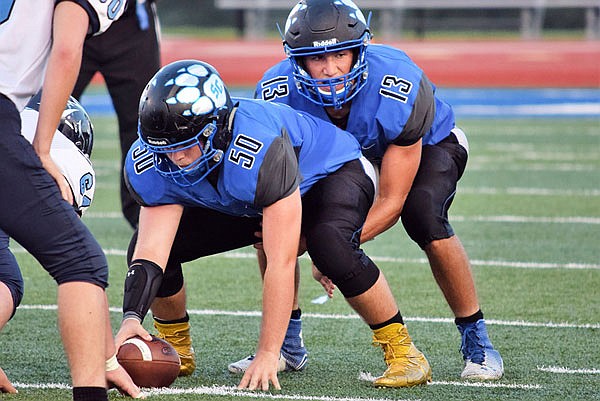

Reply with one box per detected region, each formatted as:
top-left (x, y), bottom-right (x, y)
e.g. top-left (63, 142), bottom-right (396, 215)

top-left (116, 204), bottom-right (184, 349)
top-left (360, 140), bottom-right (422, 243)
top-left (33, 2), bottom-right (88, 204)
top-left (238, 188), bottom-right (301, 391)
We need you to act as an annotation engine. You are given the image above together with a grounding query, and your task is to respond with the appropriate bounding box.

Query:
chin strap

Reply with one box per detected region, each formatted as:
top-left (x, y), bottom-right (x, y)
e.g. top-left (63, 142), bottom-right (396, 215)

top-left (123, 259), bottom-right (163, 322)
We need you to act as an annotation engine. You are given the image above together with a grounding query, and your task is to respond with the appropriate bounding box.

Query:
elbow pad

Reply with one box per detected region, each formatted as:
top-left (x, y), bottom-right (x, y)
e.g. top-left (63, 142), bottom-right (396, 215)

top-left (123, 259), bottom-right (163, 322)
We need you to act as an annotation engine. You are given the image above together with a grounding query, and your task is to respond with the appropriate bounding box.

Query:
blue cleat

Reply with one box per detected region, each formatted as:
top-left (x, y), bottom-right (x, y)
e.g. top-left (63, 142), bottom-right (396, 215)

top-left (228, 317), bottom-right (308, 373)
top-left (457, 319), bottom-right (504, 380)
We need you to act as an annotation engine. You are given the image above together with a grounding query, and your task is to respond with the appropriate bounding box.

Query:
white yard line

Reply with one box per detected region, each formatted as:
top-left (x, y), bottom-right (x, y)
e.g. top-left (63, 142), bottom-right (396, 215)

top-left (460, 187), bottom-right (600, 197)
top-left (13, 382), bottom-right (418, 401)
top-left (85, 185), bottom-right (600, 197)
top-left (85, 212), bottom-right (600, 224)
top-left (537, 366), bottom-right (600, 375)
top-left (12, 247), bottom-right (599, 270)
top-left (17, 305), bottom-right (600, 330)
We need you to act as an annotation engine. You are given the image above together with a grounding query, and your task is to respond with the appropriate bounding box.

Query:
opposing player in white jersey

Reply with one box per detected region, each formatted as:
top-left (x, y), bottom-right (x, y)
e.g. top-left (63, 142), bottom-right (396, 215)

top-left (0, 1), bottom-right (141, 399)
top-left (21, 94), bottom-right (96, 215)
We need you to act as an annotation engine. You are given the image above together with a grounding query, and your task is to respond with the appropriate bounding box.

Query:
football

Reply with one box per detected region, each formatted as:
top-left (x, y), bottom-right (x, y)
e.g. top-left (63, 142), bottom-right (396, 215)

top-left (116, 335), bottom-right (181, 388)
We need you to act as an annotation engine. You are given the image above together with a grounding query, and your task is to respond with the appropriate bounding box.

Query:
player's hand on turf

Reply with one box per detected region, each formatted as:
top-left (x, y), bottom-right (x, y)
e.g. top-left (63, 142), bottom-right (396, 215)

top-left (237, 350), bottom-right (281, 391)
top-left (0, 367), bottom-right (17, 393)
top-left (312, 263), bottom-right (336, 298)
top-left (115, 317), bottom-right (153, 349)
top-left (107, 364), bottom-right (145, 399)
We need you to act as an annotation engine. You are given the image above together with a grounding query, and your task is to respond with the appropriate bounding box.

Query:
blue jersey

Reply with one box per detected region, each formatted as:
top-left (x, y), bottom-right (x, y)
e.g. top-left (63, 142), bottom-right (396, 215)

top-left (125, 98), bottom-right (362, 217)
top-left (256, 44), bottom-right (456, 164)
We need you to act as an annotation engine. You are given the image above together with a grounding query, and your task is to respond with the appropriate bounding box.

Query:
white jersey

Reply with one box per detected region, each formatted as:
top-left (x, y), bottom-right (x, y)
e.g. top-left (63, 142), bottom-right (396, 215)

top-left (20, 108), bottom-right (95, 215)
top-left (0, 0), bottom-right (126, 111)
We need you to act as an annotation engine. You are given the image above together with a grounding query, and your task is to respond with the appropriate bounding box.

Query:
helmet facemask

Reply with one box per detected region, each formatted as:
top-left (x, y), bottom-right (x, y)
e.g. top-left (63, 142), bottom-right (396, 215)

top-left (142, 120), bottom-right (224, 187)
top-left (282, 0), bottom-right (372, 109)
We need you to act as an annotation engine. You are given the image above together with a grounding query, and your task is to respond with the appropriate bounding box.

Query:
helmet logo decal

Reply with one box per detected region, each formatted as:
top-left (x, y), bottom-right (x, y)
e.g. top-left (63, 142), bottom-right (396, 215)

top-left (162, 63), bottom-right (227, 117)
top-left (146, 137), bottom-right (169, 146)
top-left (204, 74), bottom-right (227, 108)
top-left (312, 38), bottom-right (338, 47)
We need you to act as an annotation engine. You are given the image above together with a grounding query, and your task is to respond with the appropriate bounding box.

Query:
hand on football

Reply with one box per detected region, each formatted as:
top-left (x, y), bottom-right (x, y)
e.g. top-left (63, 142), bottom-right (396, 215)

top-left (115, 318), bottom-right (153, 350)
top-left (106, 364), bottom-right (145, 399)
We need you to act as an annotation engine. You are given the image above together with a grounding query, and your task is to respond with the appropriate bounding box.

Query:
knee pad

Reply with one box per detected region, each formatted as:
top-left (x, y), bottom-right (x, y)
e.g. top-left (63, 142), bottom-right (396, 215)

top-left (3, 281), bottom-right (24, 320)
top-left (0, 244), bottom-right (24, 319)
top-left (402, 187), bottom-right (454, 249)
top-left (156, 261), bottom-right (184, 298)
top-left (0, 276), bottom-right (24, 320)
top-left (307, 222), bottom-right (380, 298)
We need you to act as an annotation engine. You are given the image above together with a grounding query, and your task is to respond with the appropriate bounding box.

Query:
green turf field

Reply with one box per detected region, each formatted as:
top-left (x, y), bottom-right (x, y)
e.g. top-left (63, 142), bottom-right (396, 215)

top-left (3, 116), bottom-right (599, 400)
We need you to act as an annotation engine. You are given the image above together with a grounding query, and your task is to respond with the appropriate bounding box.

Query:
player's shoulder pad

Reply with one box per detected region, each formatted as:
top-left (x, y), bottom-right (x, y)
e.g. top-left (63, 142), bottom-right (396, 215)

top-left (68, 0), bottom-right (127, 36)
top-left (255, 59), bottom-right (293, 99)
top-left (124, 139), bottom-right (166, 206)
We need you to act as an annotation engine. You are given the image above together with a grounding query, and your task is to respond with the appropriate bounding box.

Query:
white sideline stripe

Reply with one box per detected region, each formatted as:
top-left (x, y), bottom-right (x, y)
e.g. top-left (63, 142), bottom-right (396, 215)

top-left (84, 212), bottom-right (600, 225)
top-left (17, 305), bottom-right (600, 330)
top-left (537, 365), bottom-right (600, 375)
top-left (11, 247), bottom-right (600, 270)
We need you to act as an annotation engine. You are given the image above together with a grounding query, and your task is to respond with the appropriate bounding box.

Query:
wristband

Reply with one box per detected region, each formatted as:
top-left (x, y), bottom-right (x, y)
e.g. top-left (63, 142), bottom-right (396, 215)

top-left (106, 353), bottom-right (120, 372)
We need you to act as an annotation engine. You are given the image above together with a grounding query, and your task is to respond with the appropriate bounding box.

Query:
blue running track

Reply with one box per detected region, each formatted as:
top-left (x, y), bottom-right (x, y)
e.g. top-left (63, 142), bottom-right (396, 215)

top-left (80, 88), bottom-right (599, 119)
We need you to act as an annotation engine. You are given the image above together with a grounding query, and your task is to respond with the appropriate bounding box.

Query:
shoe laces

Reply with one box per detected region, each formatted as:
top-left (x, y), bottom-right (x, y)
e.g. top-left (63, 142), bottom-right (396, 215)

top-left (460, 325), bottom-right (485, 365)
top-left (373, 332), bottom-right (411, 362)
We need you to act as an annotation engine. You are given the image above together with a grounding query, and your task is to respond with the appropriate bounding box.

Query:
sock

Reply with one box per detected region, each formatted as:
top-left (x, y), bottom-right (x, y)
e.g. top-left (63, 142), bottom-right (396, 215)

top-left (455, 309), bottom-right (484, 326)
top-left (290, 308), bottom-right (301, 320)
top-left (369, 311), bottom-right (404, 330)
top-left (72, 386), bottom-right (108, 401)
top-left (154, 312), bottom-right (190, 325)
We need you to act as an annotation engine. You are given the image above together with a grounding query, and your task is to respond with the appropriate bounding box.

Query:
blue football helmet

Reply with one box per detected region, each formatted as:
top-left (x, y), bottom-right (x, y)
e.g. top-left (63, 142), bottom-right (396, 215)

top-left (26, 92), bottom-right (94, 157)
top-left (282, 0), bottom-right (371, 109)
top-left (137, 60), bottom-right (233, 187)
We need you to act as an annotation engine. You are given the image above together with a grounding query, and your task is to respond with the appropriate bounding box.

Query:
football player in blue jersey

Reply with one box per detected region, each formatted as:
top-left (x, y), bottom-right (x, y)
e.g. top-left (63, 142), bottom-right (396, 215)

top-left (0, 2), bottom-right (141, 399)
top-left (115, 59), bottom-right (431, 390)
top-left (236, 0), bottom-right (504, 382)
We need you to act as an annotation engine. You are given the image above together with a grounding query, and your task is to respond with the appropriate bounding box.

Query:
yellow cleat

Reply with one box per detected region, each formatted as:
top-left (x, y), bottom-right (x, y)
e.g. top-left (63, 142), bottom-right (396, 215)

top-left (372, 323), bottom-right (432, 388)
top-left (154, 319), bottom-right (196, 376)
